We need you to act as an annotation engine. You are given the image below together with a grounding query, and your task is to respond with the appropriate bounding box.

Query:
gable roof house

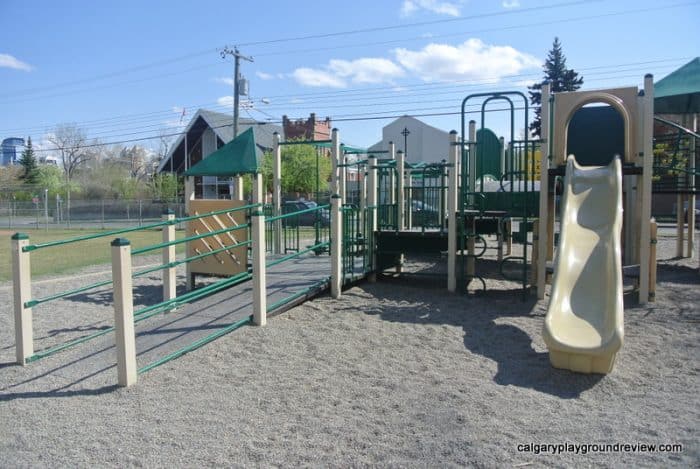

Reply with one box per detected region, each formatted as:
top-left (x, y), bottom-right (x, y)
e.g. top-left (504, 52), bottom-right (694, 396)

top-left (368, 115), bottom-right (451, 165)
top-left (158, 109), bottom-right (282, 199)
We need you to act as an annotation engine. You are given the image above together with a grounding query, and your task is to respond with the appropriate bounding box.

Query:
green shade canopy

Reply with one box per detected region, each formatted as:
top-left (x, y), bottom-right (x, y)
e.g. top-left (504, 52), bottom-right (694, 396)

top-left (654, 57), bottom-right (700, 114)
top-left (184, 127), bottom-right (259, 176)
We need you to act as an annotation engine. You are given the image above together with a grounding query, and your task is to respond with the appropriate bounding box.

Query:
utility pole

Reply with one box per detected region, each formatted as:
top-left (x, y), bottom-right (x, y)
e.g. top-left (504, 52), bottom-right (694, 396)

top-left (221, 46), bottom-right (254, 138)
top-left (221, 46), bottom-right (254, 200)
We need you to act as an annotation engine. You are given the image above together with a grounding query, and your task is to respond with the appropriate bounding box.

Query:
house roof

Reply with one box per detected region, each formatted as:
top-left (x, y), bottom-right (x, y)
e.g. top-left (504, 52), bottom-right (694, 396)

top-left (157, 109), bottom-right (283, 173)
top-left (184, 127), bottom-right (259, 176)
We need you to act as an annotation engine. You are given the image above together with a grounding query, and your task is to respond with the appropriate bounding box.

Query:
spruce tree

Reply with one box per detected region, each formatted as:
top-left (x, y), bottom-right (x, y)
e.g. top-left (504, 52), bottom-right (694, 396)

top-left (18, 136), bottom-right (39, 184)
top-left (528, 37), bottom-right (583, 137)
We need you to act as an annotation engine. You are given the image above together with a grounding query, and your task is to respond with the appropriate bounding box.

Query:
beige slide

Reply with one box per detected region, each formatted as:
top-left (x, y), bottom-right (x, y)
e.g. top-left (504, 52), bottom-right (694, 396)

top-left (543, 155), bottom-right (624, 374)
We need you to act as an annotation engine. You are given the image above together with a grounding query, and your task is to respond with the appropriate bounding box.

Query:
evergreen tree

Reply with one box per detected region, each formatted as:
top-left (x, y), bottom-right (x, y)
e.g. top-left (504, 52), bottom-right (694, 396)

top-left (528, 37), bottom-right (583, 137)
top-left (18, 136), bottom-right (39, 184)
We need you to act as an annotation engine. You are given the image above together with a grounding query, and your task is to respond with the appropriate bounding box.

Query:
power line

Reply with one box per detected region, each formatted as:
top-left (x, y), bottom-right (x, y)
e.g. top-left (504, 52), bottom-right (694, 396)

top-left (236, 0), bottom-right (602, 47)
top-left (2, 57), bottom-right (685, 137)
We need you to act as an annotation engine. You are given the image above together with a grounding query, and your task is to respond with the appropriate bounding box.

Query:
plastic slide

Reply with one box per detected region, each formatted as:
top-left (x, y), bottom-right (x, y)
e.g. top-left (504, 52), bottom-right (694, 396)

top-left (543, 155), bottom-right (624, 374)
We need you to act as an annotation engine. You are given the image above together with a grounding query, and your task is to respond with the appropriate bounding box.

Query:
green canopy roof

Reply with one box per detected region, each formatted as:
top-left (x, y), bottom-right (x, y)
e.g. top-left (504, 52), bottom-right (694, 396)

top-left (654, 57), bottom-right (700, 114)
top-left (184, 127), bottom-right (259, 176)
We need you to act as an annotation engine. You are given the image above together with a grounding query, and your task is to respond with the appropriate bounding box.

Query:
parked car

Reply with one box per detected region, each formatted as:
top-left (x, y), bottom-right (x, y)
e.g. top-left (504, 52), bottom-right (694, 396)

top-left (411, 200), bottom-right (441, 226)
top-left (282, 200), bottom-right (330, 227)
top-left (683, 200), bottom-right (700, 228)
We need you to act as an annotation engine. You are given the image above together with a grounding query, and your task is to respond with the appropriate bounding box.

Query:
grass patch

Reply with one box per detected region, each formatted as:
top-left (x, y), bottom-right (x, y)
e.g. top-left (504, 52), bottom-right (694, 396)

top-left (0, 228), bottom-right (185, 281)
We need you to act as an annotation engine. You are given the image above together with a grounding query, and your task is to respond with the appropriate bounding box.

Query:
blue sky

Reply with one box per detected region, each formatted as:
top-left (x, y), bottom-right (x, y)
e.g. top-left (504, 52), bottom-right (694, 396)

top-left (0, 0), bottom-right (698, 155)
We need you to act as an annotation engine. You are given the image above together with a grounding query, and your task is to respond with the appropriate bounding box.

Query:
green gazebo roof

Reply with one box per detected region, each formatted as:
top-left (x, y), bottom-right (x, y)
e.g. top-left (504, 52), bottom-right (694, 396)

top-left (184, 127), bottom-right (260, 176)
top-left (654, 57), bottom-right (700, 114)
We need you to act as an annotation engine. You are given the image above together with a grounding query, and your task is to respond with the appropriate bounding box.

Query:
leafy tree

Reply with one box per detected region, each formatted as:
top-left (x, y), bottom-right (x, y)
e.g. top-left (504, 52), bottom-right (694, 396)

top-left (274, 144), bottom-right (331, 196)
top-left (149, 173), bottom-right (181, 202)
top-left (35, 164), bottom-right (64, 198)
top-left (18, 136), bottom-right (39, 184)
top-left (528, 37), bottom-right (584, 137)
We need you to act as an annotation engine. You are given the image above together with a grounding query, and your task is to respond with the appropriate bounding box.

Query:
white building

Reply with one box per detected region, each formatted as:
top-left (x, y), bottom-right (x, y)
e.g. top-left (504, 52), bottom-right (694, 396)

top-left (368, 116), bottom-right (450, 164)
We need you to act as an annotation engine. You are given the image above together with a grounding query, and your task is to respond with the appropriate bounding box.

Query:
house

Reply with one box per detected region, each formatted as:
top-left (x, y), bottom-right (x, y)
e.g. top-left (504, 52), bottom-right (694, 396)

top-left (158, 109), bottom-right (282, 199)
top-left (368, 116), bottom-right (450, 164)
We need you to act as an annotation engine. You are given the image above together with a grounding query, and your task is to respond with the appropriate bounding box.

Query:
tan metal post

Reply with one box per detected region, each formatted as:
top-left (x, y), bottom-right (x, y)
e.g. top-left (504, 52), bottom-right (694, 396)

top-left (111, 238), bottom-right (137, 387)
top-left (367, 156), bottom-right (378, 282)
top-left (536, 83), bottom-right (552, 299)
top-left (330, 194), bottom-right (342, 298)
top-left (12, 233), bottom-right (32, 365)
top-left (252, 172), bottom-right (267, 326)
top-left (638, 74), bottom-right (654, 304)
top-left (162, 210), bottom-right (177, 307)
top-left (272, 132), bottom-right (282, 254)
top-left (234, 176), bottom-right (244, 200)
top-left (447, 131), bottom-right (458, 292)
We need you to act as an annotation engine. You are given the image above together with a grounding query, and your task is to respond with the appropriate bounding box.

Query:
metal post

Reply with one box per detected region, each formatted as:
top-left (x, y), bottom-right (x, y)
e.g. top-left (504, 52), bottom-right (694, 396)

top-left (389, 141), bottom-right (396, 205)
top-left (111, 238), bottom-right (137, 387)
top-left (272, 132), bottom-right (282, 254)
top-left (185, 176), bottom-right (196, 291)
top-left (448, 131), bottom-right (459, 292)
top-left (397, 150), bottom-right (405, 231)
top-left (162, 210), bottom-right (177, 307)
top-left (331, 128), bottom-right (342, 200)
top-left (252, 172), bottom-right (267, 326)
top-left (367, 156), bottom-right (378, 282)
top-left (638, 74), bottom-right (654, 304)
top-left (12, 233), bottom-right (32, 365)
top-left (536, 83), bottom-right (551, 299)
top-left (468, 120), bottom-right (477, 206)
top-left (330, 194), bottom-right (342, 298)
top-left (44, 188), bottom-right (48, 231)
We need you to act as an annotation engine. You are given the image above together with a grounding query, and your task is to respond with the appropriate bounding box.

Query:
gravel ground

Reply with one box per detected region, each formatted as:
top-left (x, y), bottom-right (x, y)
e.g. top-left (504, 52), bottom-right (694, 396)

top-left (0, 227), bottom-right (698, 467)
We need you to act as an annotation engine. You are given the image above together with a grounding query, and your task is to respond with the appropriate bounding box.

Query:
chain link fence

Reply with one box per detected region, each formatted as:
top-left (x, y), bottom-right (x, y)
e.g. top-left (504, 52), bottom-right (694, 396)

top-left (0, 198), bottom-right (185, 230)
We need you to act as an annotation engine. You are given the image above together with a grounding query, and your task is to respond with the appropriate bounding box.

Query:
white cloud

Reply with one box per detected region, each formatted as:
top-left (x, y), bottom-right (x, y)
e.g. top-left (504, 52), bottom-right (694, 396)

top-left (292, 57), bottom-right (404, 88)
top-left (289, 98), bottom-right (305, 104)
top-left (0, 53), bottom-right (33, 71)
top-left (256, 71), bottom-right (274, 80)
top-left (515, 78), bottom-right (537, 88)
top-left (217, 95), bottom-right (234, 107)
top-left (292, 68), bottom-right (347, 88)
top-left (394, 38), bottom-right (540, 83)
top-left (400, 0), bottom-right (462, 17)
top-left (214, 77), bottom-right (235, 86)
top-left (502, 0), bottom-right (520, 8)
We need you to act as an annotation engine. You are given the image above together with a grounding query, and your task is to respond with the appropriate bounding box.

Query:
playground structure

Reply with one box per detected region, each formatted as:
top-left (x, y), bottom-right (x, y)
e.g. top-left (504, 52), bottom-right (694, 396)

top-left (10, 74), bottom-right (674, 386)
top-left (537, 76), bottom-right (656, 373)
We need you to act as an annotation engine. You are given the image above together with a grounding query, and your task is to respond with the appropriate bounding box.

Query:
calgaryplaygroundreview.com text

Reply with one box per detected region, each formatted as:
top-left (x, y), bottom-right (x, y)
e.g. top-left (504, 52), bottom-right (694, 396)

top-left (516, 442), bottom-right (684, 456)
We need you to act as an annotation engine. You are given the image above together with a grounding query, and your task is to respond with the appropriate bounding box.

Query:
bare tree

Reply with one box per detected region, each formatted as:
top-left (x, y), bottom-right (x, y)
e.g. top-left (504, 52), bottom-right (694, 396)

top-left (47, 123), bottom-right (96, 183)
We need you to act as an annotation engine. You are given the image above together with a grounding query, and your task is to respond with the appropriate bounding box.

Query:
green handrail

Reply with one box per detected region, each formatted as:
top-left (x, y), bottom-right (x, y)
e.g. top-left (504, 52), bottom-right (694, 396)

top-left (265, 241), bottom-right (330, 269)
top-left (25, 271), bottom-right (253, 363)
top-left (22, 203), bottom-right (260, 252)
top-left (131, 223), bottom-right (250, 255)
top-left (24, 239), bottom-right (253, 309)
top-left (267, 277), bottom-right (329, 312)
top-left (137, 315), bottom-right (252, 374)
top-left (266, 204), bottom-right (330, 223)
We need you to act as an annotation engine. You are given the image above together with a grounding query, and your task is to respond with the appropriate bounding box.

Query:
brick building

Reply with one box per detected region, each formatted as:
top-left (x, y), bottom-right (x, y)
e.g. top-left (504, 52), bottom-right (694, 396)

top-left (282, 113), bottom-right (331, 141)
